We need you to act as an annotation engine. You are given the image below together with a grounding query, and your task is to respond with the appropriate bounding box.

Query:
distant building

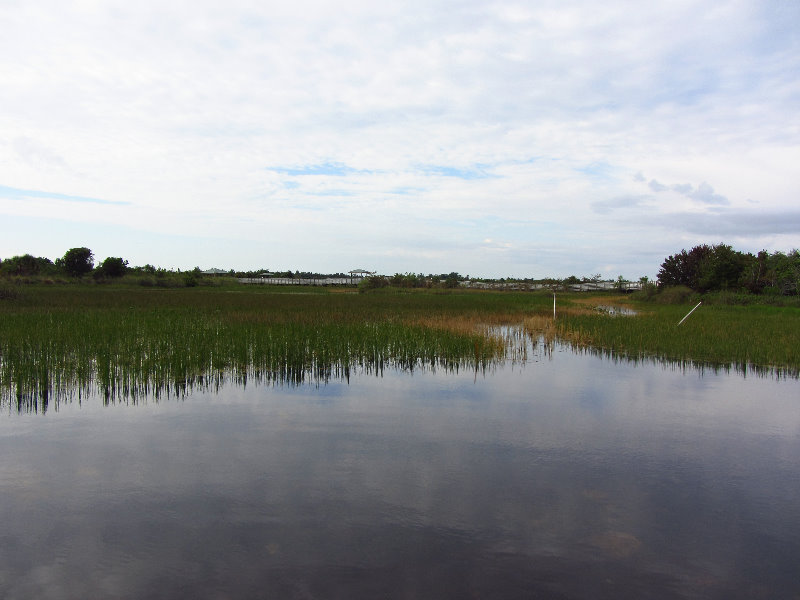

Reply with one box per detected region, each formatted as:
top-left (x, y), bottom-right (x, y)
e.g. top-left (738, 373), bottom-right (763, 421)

top-left (201, 268), bottom-right (227, 276)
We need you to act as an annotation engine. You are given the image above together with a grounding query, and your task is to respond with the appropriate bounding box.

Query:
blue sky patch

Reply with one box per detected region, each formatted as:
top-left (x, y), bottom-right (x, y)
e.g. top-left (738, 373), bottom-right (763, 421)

top-left (268, 162), bottom-right (366, 177)
top-left (0, 184), bottom-right (128, 205)
top-left (307, 189), bottom-right (356, 197)
top-left (417, 164), bottom-right (495, 180)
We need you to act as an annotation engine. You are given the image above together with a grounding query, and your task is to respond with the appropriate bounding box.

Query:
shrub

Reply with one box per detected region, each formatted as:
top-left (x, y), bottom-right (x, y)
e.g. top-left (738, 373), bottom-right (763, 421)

top-left (631, 282), bottom-right (658, 301)
top-left (358, 275), bottom-right (389, 292)
top-left (654, 285), bottom-right (696, 304)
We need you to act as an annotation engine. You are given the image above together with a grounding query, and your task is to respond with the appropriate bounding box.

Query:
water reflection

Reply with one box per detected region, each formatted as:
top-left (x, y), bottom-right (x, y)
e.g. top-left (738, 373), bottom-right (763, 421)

top-left (1, 344), bottom-right (799, 599)
top-left (3, 329), bottom-right (797, 415)
top-left (593, 304), bottom-right (638, 316)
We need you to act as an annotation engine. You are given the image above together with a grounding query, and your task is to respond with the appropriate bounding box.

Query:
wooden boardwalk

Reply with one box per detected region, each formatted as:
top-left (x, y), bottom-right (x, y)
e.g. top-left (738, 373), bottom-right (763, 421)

top-left (238, 277), bottom-right (360, 286)
top-left (238, 277), bottom-right (643, 291)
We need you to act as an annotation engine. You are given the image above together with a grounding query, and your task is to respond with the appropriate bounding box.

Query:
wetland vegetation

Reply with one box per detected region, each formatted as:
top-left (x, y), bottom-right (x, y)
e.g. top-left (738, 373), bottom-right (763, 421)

top-left (1, 281), bottom-right (798, 412)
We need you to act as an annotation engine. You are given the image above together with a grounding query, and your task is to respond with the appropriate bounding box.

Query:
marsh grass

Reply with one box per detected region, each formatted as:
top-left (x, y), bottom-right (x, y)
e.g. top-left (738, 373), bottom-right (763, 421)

top-left (2, 286), bottom-right (797, 412)
top-left (535, 295), bottom-right (800, 377)
top-left (1, 286), bottom-right (535, 411)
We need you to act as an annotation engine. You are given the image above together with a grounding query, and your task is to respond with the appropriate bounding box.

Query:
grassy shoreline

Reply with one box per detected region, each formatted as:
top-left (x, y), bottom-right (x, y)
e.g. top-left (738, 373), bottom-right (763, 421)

top-left (2, 284), bottom-right (798, 410)
top-left (545, 295), bottom-right (799, 376)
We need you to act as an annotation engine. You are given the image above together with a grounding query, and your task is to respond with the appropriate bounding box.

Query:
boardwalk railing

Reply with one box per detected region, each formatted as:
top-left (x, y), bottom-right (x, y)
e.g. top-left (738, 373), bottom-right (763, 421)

top-left (238, 277), bottom-right (360, 286)
top-left (239, 277), bottom-right (643, 291)
top-left (460, 281), bottom-right (643, 292)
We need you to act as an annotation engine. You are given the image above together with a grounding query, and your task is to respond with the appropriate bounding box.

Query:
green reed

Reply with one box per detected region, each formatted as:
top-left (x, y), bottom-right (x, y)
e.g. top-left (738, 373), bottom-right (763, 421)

top-left (549, 299), bottom-right (800, 376)
top-left (1, 286), bottom-right (519, 410)
top-left (5, 285), bottom-right (794, 412)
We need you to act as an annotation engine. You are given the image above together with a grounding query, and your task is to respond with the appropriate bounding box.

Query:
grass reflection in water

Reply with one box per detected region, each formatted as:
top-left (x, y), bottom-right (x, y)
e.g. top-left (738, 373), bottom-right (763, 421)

top-left (2, 285), bottom-right (798, 412)
top-left (1, 287), bottom-right (523, 411)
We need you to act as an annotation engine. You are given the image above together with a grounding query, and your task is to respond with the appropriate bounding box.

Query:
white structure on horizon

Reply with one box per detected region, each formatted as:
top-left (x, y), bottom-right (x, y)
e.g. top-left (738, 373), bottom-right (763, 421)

top-left (348, 269), bottom-right (375, 277)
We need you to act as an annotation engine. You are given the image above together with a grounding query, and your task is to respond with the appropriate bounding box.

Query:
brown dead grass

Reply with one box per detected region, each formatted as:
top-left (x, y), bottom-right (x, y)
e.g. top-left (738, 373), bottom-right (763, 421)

top-left (403, 313), bottom-right (523, 335)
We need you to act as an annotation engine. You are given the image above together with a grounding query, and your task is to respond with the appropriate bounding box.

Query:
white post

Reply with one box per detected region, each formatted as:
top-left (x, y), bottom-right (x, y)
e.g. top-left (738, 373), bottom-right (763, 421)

top-left (553, 291), bottom-right (556, 319)
top-left (677, 301), bottom-right (702, 326)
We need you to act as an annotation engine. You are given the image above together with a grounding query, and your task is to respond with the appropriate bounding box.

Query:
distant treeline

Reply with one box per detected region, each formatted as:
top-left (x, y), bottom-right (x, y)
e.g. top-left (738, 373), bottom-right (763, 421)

top-left (0, 248), bottom-right (212, 286)
top-left (2, 244), bottom-right (799, 296)
top-left (657, 244), bottom-right (800, 295)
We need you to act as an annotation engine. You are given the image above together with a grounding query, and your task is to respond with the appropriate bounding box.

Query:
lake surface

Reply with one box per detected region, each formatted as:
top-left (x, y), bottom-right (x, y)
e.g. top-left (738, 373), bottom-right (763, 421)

top-left (1, 341), bottom-right (799, 599)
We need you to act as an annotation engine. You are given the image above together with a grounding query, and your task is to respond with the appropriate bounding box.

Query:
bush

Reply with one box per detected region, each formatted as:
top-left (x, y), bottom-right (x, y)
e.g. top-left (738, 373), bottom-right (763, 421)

top-left (631, 282), bottom-right (658, 301)
top-left (358, 275), bottom-right (389, 292)
top-left (654, 285), bottom-right (696, 304)
top-left (707, 291), bottom-right (749, 305)
top-left (155, 277), bottom-right (185, 288)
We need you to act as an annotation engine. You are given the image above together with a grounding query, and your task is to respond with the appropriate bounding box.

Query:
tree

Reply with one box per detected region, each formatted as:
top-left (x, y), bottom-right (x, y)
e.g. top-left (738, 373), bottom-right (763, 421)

top-left (740, 250), bottom-right (769, 294)
top-left (657, 244), bottom-right (719, 290)
top-left (695, 244), bottom-right (746, 292)
top-left (443, 272), bottom-right (462, 288)
top-left (0, 254), bottom-right (54, 276)
top-left (658, 245), bottom-right (712, 288)
top-left (61, 247), bottom-right (94, 277)
top-left (94, 256), bottom-right (128, 278)
top-left (658, 244), bottom-right (765, 293)
top-left (768, 249), bottom-right (800, 295)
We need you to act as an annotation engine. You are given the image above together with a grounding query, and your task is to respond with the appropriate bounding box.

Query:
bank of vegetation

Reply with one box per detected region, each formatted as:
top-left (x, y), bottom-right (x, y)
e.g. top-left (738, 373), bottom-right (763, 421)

top-left (544, 295), bottom-right (799, 375)
top-left (0, 285), bottom-right (532, 411)
top-left (2, 244), bottom-right (798, 410)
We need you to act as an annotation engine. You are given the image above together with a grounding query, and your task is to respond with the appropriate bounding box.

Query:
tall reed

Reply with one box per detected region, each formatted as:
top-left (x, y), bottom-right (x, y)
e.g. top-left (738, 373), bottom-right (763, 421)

top-left (3, 286), bottom-right (796, 412)
top-left (0, 286), bottom-right (518, 411)
top-left (535, 298), bottom-right (800, 376)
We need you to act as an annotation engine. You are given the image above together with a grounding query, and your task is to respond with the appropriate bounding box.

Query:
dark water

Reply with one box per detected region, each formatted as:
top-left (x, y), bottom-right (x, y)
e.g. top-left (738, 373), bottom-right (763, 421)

top-left (1, 343), bottom-right (799, 599)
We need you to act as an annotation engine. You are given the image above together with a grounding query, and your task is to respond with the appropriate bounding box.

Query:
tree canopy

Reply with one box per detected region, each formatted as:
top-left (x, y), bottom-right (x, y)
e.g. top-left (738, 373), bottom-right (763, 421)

top-left (658, 244), bottom-right (800, 295)
top-left (0, 254), bottom-right (56, 277)
top-left (94, 256), bottom-right (128, 279)
top-left (60, 247), bottom-right (94, 278)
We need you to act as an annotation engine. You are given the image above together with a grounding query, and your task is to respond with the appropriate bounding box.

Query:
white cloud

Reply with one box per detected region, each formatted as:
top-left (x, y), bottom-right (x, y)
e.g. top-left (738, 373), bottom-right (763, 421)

top-left (0, 0), bottom-right (798, 277)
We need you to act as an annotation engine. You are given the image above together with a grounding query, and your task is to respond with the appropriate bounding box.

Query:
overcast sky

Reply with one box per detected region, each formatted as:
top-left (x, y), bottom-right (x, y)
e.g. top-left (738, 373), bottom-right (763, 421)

top-left (1, 0), bottom-right (798, 278)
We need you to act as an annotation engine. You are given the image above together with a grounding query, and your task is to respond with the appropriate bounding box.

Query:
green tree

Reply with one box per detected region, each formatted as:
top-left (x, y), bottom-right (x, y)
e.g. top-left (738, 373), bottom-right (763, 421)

top-left (768, 249), bottom-right (800, 295)
top-left (695, 244), bottom-right (746, 292)
top-left (658, 245), bottom-right (713, 288)
top-left (659, 244), bottom-right (771, 293)
top-left (740, 250), bottom-right (769, 294)
top-left (61, 247), bottom-right (94, 277)
top-left (443, 272), bottom-right (462, 288)
top-left (94, 256), bottom-right (128, 278)
top-left (0, 254), bottom-right (54, 276)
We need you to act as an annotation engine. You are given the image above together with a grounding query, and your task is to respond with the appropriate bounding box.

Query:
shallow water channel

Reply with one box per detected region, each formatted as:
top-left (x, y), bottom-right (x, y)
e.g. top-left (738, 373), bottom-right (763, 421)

top-left (1, 340), bottom-right (799, 599)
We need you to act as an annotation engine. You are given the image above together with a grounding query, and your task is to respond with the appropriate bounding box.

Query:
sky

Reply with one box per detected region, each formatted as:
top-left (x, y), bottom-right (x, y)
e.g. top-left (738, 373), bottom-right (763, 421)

top-left (1, 0), bottom-right (798, 279)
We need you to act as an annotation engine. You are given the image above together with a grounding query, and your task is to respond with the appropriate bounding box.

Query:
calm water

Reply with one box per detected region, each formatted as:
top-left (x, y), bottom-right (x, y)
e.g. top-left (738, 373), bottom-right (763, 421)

top-left (1, 342), bottom-right (799, 599)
